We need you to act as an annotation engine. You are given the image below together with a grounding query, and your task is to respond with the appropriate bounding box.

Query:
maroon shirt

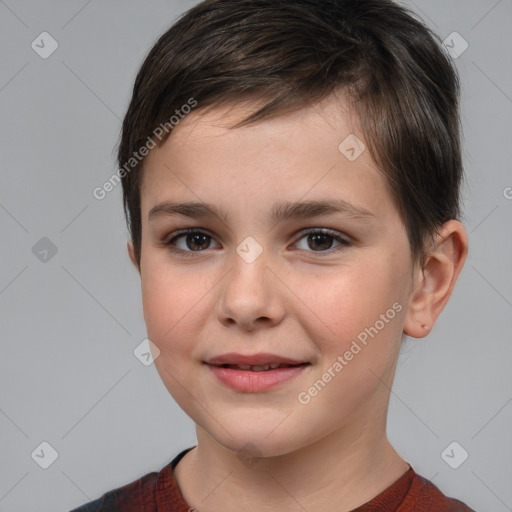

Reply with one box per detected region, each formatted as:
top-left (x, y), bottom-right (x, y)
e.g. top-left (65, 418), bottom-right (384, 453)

top-left (70, 446), bottom-right (476, 511)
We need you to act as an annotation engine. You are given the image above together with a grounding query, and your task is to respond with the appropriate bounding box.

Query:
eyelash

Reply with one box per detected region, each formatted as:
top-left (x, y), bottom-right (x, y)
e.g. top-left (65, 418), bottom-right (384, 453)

top-left (161, 228), bottom-right (350, 258)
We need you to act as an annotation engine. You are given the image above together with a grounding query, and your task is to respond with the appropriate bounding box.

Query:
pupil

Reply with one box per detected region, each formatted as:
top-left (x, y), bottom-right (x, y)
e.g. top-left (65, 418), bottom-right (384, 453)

top-left (188, 233), bottom-right (209, 251)
top-left (309, 233), bottom-right (332, 251)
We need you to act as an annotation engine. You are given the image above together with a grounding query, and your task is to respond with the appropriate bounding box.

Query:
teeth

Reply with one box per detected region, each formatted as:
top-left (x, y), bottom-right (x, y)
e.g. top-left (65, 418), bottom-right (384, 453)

top-left (218, 363), bottom-right (301, 370)
top-left (250, 364), bottom-right (271, 371)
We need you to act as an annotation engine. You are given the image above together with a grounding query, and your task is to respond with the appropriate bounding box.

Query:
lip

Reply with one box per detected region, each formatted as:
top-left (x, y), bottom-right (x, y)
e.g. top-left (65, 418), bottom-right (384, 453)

top-left (204, 353), bottom-right (310, 393)
top-left (204, 352), bottom-right (307, 366)
top-left (206, 364), bottom-right (309, 393)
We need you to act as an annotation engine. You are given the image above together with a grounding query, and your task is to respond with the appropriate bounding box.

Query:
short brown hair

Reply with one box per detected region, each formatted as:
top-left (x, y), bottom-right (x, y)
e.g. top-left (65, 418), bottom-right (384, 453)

top-left (118, 0), bottom-right (463, 268)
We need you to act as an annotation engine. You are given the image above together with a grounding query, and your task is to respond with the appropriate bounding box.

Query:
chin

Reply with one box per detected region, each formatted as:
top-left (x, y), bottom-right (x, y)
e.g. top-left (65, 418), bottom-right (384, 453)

top-left (224, 435), bottom-right (301, 459)
top-left (199, 413), bottom-right (308, 459)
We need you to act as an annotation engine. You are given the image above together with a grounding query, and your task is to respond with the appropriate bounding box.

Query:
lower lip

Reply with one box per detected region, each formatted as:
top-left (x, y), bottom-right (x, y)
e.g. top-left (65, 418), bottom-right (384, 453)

top-left (206, 364), bottom-right (309, 393)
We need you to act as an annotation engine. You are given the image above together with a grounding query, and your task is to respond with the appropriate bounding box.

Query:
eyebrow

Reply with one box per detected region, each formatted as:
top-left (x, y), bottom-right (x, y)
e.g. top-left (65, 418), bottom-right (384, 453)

top-left (148, 199), bottom-right (375, 224)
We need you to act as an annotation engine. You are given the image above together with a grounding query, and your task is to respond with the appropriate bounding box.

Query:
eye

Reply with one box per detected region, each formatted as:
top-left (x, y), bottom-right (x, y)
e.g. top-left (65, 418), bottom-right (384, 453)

top-left (293, 228), bottom-right (350, 254)
top-left (162, 229), bottom-right (220, 256)
top-left (161, 227), bottom-right (350, 257)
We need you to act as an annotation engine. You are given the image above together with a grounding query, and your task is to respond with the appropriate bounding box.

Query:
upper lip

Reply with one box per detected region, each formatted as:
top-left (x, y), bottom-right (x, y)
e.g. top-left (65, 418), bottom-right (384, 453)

top-left (204, 352), bottom-right (308, 366)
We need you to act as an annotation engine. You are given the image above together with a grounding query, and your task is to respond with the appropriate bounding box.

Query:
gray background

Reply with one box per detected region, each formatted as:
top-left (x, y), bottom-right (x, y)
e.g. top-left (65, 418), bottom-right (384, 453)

top-left (1, 1), bottom-right (511, 511)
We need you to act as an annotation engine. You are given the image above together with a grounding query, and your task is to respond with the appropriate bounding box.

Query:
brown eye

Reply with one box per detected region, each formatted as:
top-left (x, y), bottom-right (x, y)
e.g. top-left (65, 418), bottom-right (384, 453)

top-left (182, 232), bottom-right (211, 251)
top-left (307, 233), bottom-right (335, 251)
top-left (294, 228), bottom-right (349, 254)
top-left (163, 229), bottom-right (220, 255)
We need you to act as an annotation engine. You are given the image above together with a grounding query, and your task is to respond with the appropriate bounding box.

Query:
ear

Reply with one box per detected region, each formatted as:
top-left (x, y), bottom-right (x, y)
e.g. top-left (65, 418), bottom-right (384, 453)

top-left (403, 220), bottom-right (468, 338)
top-left (127, 241), bottom-right (141, 273)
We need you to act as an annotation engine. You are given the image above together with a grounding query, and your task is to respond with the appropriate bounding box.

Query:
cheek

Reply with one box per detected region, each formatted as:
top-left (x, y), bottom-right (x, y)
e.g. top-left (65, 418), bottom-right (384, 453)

top-left (309, 255), bottom-right (408, 359)
top-left (140, 262), bottom-right (208, 402)
top-left (140, 259), bottom-right (212, 356)
top-left (294, 264), bottom-right (407, 418)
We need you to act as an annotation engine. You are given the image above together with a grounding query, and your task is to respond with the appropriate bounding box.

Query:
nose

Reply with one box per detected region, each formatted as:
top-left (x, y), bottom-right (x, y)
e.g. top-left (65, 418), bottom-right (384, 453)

top-left (217, 245), bottom-right (287, 331)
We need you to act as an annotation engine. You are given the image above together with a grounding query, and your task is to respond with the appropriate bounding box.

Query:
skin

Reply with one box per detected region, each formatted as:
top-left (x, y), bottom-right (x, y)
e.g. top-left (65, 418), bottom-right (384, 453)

top-left (128, 95), bottom-right (468, 512)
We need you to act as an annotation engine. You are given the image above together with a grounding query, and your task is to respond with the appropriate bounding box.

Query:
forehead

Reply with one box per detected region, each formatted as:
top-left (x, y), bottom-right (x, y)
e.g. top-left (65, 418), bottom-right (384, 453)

top-left (145, 95), bottom-right (359, 170)
top-left (140, 96), bottom-right (398, 227)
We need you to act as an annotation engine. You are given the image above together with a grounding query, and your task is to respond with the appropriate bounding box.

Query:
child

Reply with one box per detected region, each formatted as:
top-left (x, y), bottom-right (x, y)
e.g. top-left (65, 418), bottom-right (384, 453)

top-left (72, 0), bottom-right (476, 510)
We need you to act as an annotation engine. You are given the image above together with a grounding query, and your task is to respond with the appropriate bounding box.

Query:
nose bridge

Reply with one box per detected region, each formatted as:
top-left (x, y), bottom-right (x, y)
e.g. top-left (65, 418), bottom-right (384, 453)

top-left (227, 237), bottom-right (271, 303)
top-left (218, 236), bottom-right (284, 328)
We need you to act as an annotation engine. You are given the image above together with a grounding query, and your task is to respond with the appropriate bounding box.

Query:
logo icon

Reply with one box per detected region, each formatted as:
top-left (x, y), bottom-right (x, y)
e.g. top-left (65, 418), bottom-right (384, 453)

top-left (134, 338), bottom-right (161, 366)
top-left (32, 237), bottom-right (58, 263)
top-left (441, 441), bottom-right (469, 469)
top-left (31, 441), bottom-right (59, 469)
top-left (338, 133), bottom-right (366, 161)
top-left (236, 236), bottom-right (263, 264)
top-left (236, 442), bottom-right (262, 468)
top-left (442, 32), bottom-right (468, 59)
top-left (31, 32), bottom-right (59, 59)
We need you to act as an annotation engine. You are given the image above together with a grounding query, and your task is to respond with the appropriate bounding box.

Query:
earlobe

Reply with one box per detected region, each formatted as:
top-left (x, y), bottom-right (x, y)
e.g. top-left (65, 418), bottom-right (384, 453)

top-left (127, 241), bottom-right (140, 273)
top-left (403, 220), bottom-right (468, 338)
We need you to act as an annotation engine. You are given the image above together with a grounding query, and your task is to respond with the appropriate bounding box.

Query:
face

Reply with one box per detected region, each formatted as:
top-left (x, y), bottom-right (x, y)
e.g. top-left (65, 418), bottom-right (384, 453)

top-left (135, 96), bottom-right (415, 457)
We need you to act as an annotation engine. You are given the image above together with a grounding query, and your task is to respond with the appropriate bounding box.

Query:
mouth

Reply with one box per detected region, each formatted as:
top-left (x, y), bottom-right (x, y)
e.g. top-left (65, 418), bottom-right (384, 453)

top-left (203, 354), bottom-right (311, 392)
top-left (207, 362), bottom-right (309, 371)
top-left (204, 352), bottom-right (309, 368)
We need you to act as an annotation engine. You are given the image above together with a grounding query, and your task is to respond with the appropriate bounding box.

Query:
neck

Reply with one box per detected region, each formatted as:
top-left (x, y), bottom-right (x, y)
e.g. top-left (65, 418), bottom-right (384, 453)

top-left (174, 419), bottom-right (409, 512)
